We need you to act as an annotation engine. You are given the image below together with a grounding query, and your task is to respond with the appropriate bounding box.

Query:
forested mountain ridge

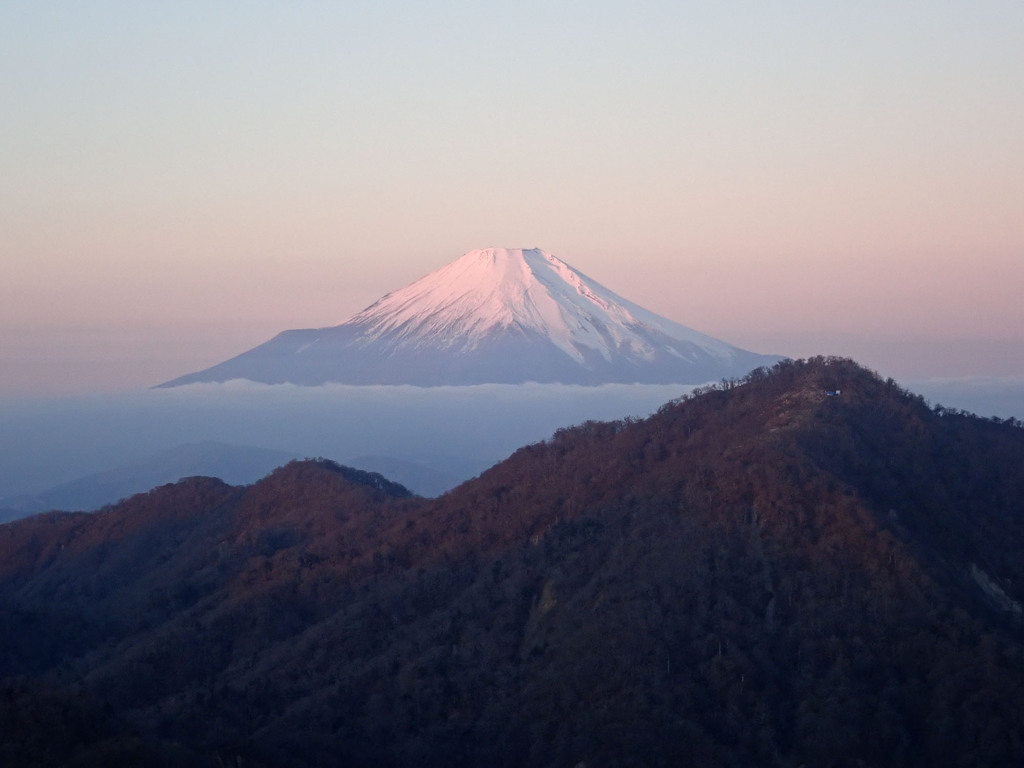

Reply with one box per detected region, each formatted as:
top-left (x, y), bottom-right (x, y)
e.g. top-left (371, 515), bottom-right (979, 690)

top-left (2, 357), bottom-right (1024, 767)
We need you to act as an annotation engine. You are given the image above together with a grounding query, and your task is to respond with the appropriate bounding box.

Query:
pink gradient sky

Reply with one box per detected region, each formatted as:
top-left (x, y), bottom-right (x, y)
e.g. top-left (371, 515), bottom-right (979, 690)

top-left (2, 2), bottom-right (1022, 397)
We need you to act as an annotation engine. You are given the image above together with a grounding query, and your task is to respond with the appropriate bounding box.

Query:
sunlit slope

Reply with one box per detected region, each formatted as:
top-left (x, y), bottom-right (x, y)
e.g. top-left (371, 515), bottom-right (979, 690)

top-left (161, 248), bottom-right (781, 386)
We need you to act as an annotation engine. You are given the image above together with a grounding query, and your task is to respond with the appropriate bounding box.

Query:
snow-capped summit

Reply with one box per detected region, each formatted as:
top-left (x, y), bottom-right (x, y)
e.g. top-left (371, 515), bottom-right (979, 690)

top-left (350, 248), bottom-right (722, 363)
top-left (160, 248), bottom-right (782, 387)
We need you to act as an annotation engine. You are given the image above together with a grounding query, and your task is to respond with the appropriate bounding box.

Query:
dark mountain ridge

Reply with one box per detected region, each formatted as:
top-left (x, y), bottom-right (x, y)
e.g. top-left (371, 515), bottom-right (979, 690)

top-left (3, 357), bottom-right (1024, 767)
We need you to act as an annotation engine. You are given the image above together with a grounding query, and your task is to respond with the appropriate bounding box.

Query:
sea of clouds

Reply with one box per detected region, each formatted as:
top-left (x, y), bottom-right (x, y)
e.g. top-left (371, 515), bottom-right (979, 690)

top-left (0, 382), bottom-right (690, 502)
top-left (1, 377), bottom-right (1020, 511)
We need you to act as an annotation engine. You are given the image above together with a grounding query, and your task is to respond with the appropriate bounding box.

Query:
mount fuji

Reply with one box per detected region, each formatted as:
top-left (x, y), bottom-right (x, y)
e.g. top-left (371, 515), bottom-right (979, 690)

top-left (160, 248), bottom-right (782, 387)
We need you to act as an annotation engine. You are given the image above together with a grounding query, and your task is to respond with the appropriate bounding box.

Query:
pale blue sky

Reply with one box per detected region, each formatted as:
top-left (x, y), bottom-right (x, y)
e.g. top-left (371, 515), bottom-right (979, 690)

top-left (2, 2), bottom-right (1023, 395)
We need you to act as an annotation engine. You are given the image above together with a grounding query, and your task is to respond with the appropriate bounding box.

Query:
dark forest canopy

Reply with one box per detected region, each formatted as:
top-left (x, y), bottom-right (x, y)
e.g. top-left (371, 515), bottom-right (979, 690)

top-left (2, 357), bottom-right (1024, 767)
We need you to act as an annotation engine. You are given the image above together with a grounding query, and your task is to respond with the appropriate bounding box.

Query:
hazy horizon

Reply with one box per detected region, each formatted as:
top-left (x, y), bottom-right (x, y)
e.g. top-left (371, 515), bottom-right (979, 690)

top-left (0, 382), bottom-right (691, 501)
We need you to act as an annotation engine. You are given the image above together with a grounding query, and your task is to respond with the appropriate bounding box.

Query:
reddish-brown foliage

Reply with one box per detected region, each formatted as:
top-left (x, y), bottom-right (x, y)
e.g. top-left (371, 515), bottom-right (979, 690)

top-left (2, 358), bottom-right (1024, 767)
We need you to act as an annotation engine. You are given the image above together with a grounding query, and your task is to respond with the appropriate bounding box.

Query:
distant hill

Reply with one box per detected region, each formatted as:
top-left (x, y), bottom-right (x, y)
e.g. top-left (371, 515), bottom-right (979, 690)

top-left (0, 507), bottom-right (21, 526)
top-left (160, 248), bottom-right (781, 387)
top-left (0, 441), bottom-right (299, 520)
top-left (3, 358), bottom-right (1024, 767)
top-left (344, 454), bottom-right (460, 498)
top-left (0, 445), bottom-right (471, 527)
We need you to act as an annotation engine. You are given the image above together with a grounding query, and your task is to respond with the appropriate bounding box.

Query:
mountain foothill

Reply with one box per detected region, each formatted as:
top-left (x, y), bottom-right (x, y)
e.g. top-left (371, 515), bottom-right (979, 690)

top-left (2, 357), bottom-right (1024, 766)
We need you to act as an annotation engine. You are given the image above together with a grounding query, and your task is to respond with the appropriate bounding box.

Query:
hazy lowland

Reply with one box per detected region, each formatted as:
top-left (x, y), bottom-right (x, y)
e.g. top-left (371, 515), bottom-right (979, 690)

top-left (2, 374), bottom-right (1021, 518)
top-left (0, 382), bottom-right (687, 510)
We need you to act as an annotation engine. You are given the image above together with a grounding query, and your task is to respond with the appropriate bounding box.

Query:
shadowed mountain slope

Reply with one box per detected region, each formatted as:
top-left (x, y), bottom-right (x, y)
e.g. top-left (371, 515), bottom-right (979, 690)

top-left (3, 357), bottom-right (1024, 767)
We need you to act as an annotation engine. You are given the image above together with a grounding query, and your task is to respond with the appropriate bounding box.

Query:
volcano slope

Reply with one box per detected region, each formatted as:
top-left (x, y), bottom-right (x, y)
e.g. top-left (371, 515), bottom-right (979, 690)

top-left (2, 357), bottom-right (1024, 767)
top-left (160, 247), bottom-right (780, 387)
